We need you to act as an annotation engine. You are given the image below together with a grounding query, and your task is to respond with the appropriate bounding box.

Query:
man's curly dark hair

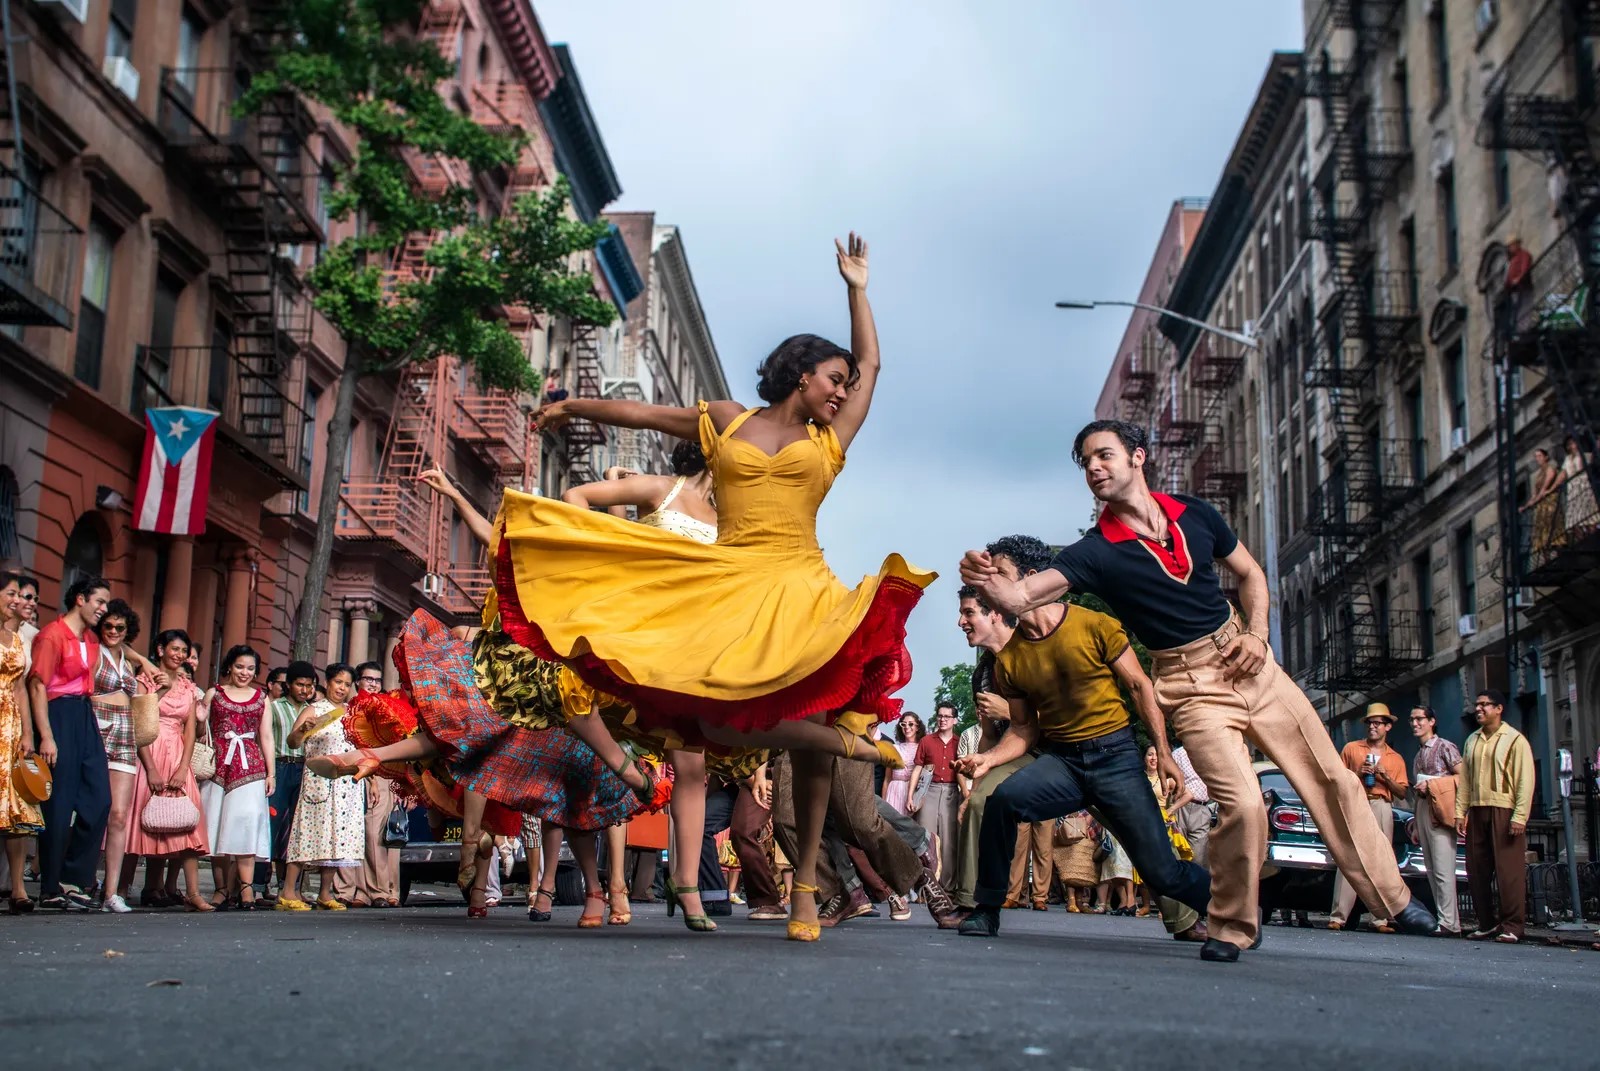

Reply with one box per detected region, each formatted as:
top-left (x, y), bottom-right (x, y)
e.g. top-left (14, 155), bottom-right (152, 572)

top-left (1071, 419), bottom-right (1151, 469)
top-left (755, 334), bottom-right (859, 403)
top-left (669, 440), bottom-right (707, 476)
top-left (985, 534), bottom-right (1053, 576)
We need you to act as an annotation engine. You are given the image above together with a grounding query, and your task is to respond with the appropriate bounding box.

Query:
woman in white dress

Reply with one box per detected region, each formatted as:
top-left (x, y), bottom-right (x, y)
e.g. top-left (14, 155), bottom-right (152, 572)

top-left (1560, 435), bottom-right (1598, 539)
top-left (278, 664), bottom-right (364, 910)
top-left (201, 646), bottom-right (275, 908)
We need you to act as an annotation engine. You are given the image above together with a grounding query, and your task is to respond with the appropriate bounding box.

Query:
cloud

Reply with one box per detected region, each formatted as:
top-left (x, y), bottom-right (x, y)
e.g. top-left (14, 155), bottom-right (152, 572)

top-left (536, 0), bottom-right (1303, 703)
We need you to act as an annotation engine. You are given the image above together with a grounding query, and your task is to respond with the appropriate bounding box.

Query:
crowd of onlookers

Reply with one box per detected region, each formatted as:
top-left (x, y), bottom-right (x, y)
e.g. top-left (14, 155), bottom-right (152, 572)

top-left (0, 571), bottom-right (403, 914)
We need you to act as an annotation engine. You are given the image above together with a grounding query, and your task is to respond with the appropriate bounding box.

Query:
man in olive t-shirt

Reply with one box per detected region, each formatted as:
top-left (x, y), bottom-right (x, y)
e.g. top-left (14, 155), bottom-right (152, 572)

top-left (956, 544), bottom-right (1211, 939)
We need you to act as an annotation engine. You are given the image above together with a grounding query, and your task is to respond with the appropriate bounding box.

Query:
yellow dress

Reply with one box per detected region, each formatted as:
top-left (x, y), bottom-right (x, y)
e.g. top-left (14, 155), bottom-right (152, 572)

top-left (0, 630), bottom-right (44, 834)
top-left (495, 403), bottom-right (934, 737)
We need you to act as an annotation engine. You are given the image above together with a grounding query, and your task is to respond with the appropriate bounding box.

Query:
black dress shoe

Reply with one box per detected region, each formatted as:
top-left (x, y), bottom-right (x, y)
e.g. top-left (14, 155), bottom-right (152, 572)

top-left (1250, 927), bottom-right (1263, 950)
top-left (1393, 897), bottom-right (1439, 936)
top-left (1200, 937), bottom-right (1241, 962)
top-left (958, 906), bottom-right (1001, 937)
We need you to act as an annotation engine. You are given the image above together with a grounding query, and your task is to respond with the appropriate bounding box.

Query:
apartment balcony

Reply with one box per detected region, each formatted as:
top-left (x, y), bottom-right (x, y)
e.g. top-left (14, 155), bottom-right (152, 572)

top-left (157, 68), bottom-right (321, 245)
top-left (1476, 0), bottom-right (1590, 153)
top-left (131, 343), bottom-right (310, 487)
top-left (1316, 107), bottom-right (1411, 203)
top-left (1305, 196), bottom-right (1363, 244)
top-left (430, 562), bottom-right (493, 619)
top-left (1312, 608), bottom-right (1425, 693)
top-left (1526, 492), bottom-right (1600, 588)
top-left (1191, 338), bottom-right (1246, 394)
top-left (1192, 439), bottom-right (1247, 503)
top-left (335, 479), bottom-right (430, 565)
top-left (453, 387), bottom-right (530, 477)
top-left (1156, 407), bottom-right (1204, 450)
top-left (404, 149), bottom-right (472, 198)
top-left (1303, 327), bottom-right (1369, 391)
top-left (1119, 369), bottom-right (1155, 404)
top-left (0, 166), bottom-right (82, 329)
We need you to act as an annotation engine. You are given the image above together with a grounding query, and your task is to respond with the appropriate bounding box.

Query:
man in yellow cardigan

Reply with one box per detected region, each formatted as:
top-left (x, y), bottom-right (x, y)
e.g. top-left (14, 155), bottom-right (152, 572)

top-left (1456, 689), bottom-right (1535, 943)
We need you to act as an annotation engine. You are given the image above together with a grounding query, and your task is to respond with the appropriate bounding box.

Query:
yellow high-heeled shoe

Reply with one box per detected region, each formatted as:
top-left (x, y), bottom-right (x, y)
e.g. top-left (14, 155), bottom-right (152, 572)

top-left (833, 724), bottom-right (905, 769)
top-left (787, 881), bottom-right (821, 943)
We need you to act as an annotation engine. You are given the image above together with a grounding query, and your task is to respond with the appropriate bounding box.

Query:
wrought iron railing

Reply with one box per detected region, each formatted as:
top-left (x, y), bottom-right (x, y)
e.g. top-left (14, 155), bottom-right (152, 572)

top-left (0, 164), bottom-right (82, 329)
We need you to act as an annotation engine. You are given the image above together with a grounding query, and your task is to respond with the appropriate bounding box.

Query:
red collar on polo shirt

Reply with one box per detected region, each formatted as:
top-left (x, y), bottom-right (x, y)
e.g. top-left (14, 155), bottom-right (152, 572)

top-left (1095, 493), bottom-right (1193, 582)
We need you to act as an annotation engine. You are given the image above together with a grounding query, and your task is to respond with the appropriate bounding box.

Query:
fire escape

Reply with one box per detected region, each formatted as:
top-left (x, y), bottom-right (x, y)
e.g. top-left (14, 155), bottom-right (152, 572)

top-left (1187, 335), bottom-right (1247, 516)
top-left (156, 8), bottom-right (320, 485)
top-left (1300, 0), bottom-right (1425, 696)
top-left (0, 5), bottom-right (81, 332)
top-left (1479, 0), bottom-right (1600, 630)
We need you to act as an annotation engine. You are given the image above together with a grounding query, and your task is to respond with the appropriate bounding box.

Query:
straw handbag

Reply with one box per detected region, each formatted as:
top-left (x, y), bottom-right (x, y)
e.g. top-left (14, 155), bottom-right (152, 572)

top-left (190, 726), bottom-right (217, 783)
top-left (12, 753), bottom-right (51, 805)
top-left (140, 789), bottom-right (198, 834)
top-left (131, 693), bottom-right (160, 748)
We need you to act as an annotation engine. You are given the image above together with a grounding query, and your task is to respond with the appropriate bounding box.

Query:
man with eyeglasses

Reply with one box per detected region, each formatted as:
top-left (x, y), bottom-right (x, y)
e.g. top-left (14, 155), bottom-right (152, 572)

top-left (906, 703), bottom-right (962, 885)
top-left (1409, 705), bottom-right (1463, 936)
top-left (342, 661), bottom-right (400, 907)
top-left (1457, 690), bottom-right (1534, 943)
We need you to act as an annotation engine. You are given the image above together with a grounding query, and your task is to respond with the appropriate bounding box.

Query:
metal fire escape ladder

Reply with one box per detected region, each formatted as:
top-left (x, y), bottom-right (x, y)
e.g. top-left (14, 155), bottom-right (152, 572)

top-left (1479, 0), bottom-right (1600, 628)
top-left (563, 321), bottom-right (608, 488)
top-left (1300, 0), bottom-right (1424, 698)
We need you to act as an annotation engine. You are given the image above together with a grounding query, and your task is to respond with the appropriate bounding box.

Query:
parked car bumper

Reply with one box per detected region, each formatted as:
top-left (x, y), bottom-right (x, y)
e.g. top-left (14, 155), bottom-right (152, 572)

top-left (1267, 841), bottom-right (1467, 881)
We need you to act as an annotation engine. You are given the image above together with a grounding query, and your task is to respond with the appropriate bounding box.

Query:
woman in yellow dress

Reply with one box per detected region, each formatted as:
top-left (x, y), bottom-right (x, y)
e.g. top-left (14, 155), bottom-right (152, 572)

top-left (512, 234), bottom-right (934, 940)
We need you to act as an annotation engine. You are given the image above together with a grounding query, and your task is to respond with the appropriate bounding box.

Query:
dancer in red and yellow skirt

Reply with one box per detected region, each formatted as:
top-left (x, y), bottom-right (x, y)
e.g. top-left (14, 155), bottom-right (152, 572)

top-left (502, 234), bottom-right (934, 940)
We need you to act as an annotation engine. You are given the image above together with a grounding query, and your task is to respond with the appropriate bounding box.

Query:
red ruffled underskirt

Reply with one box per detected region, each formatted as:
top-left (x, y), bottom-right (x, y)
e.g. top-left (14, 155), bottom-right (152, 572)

top-left (346, 676), bottom-right (522, 839)
top-left (494, 536), bottom-right (923, 738)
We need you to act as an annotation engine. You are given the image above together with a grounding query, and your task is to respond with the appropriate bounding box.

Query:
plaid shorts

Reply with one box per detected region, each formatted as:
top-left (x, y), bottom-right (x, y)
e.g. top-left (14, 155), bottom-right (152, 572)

top-left (93, 698), bottom-right (138, 773)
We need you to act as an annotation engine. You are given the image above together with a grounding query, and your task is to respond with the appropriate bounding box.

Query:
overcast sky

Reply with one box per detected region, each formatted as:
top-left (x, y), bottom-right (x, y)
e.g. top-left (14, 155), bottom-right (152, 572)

top-left (537, 1), bottom-right (1304, 712)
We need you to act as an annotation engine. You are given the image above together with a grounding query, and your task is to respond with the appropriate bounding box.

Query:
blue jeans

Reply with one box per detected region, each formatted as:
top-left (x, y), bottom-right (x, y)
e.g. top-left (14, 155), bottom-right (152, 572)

top-left (269, 761), bottom-right (304, 863)
top-left (974, 729), bottom-right (1211, 913)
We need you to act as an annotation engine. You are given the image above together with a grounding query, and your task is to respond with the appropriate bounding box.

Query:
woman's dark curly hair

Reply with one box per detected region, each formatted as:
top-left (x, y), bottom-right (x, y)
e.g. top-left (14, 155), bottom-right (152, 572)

top-left (670, 440), bottom-right (707, 477)
top-left (755, 334), bottom-right (858, 403)
top-left (96, 599), bottom-right (141, 646)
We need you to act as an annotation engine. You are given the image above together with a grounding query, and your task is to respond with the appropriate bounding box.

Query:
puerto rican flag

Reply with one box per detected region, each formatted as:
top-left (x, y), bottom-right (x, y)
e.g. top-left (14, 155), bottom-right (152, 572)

top-left (133, 406), bottom-right (219, 535)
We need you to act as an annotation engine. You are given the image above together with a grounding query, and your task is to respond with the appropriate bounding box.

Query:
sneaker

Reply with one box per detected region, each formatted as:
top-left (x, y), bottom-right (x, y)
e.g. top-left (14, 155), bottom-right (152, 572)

top-left (819, 886), bottom-right (873, 927)
top-left (958, 905), bottom-right (1001, 937)
top-left (101, 894), bottom-right (133, 914)
top-left (918, 876), bottom-right (967, 929)
top-left (887, 893), bottom-right (912, 921)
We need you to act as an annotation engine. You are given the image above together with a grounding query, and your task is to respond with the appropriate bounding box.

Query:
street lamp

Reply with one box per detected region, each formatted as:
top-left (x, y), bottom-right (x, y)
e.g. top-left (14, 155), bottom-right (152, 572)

top-left (1055, 299), bottom-right (1260, 350)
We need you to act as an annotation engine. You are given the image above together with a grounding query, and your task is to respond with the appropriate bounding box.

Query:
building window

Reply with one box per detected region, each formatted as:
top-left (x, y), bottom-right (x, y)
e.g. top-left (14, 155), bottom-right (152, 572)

top-left (208, 322), bottom-right (232, 412)
top-left (1437, 165), bottom-right (1459, 272)
top-left (107, 0), bottom-right (136, 61)
top-left (298, 383), bottom-right (321, 511)
top-left (74, 217), bottom-right (116, 389)
top-left (135, 271), bottom-right (183, 417)
top-left (1414, 551), bottom-right (1434, 658)
top-left (1374, 579), bottom-right (1391, 657)
top-left (1407, 383), bottom-right (1426, 481)
top-left (1445, 337), bottom-right (1467, 438)
top-left (1455, 525), bottom-right (1476, 622)
top-left (62, 514), bottom-right (105, 594)
top-left (174, 8), bottom-right (202, 95)
top-left (1399, 218), bottom-right (1419, 311)
top-left (0, 466), bottom-right (18, 560)
top-left (1492, 144), bottom-right (1511, 212)
top-left (1429, 2), bottom-right (1449, 109)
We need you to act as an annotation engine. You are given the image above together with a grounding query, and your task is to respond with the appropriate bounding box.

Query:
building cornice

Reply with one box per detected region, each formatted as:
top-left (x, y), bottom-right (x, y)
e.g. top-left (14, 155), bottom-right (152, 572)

top-left (653, 225), bottom-right (729, 399)
top-left (537, 44), bottom-right (621, 221)
top-left (1161, 51), bottom-right (1303, 361)
top-left (482, 0), bottom-right (560, 101)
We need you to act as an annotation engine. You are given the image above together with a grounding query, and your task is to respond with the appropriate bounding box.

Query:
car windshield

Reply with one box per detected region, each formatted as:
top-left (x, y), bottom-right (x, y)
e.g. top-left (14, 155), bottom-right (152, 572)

top-left (1259, 770), bottom-right (1302, 803)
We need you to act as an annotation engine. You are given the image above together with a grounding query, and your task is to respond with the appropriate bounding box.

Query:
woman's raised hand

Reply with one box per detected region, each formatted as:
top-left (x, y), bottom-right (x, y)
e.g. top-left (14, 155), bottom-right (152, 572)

top-left (417, 468), bottom-right (456, 499)
top-left (534, 399), bottom-right (574, 433)
top-left (835, 232), bottom-right (868, 290)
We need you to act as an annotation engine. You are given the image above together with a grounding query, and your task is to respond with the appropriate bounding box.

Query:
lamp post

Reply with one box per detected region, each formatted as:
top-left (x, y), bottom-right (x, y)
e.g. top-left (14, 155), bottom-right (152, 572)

top-left (1054, 300), bottom-right (1261, 349)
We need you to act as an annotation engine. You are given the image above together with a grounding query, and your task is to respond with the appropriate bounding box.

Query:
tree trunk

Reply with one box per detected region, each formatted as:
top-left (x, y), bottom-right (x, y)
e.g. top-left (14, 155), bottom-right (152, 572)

top-left (292, 350), bottom-right (364, 662)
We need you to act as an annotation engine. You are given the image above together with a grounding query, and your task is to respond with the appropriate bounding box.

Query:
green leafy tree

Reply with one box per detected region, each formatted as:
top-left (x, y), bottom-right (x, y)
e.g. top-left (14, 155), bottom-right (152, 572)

top-left (242, 0), bottom-right (617, 659)
top-left (933, 661), bottom-right (978, 735)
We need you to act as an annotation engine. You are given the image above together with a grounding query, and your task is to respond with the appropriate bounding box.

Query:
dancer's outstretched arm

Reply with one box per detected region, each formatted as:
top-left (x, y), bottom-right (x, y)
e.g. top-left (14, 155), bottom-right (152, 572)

top-left (418, 468), bottom-right (494, 549)
top-left (537, 397), bottom-right (746, 441)
top-left (563, 474), bottom-right (674, 514)
top-left (829, 233), bottom-right (879, 453)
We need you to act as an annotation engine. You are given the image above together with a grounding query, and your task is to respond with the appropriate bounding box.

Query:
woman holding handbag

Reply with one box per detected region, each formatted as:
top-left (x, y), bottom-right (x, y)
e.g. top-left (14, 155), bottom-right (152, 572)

top-left (280, 664), bottom-right (365, 911)
top-left (201, 645), bottom-right (274, 909)
top-left (125, 629), bottom-right (213, 912)
top-left (0, 573), bottom-right (44, 913)
top-left (90, 600), bottom-right (158, 914)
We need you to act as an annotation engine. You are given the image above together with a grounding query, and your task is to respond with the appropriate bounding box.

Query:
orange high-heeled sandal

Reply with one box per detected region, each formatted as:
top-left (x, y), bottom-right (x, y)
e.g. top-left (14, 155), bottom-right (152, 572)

top-left (577, 890), bottom-right (607, 929)
top-left (306, 749), bottom-right (383, 782)
top-left (607, 886), bottom-right (632, 925)
top-left (786, 881), bottom-right (821, 942)
top-left (832, 724), bottom-right (904, 769)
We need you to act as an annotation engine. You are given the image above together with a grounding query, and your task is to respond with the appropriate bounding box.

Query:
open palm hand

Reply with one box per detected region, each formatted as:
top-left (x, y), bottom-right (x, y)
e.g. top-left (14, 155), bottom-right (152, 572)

top-left (835, 232), bottom-right (868, 289)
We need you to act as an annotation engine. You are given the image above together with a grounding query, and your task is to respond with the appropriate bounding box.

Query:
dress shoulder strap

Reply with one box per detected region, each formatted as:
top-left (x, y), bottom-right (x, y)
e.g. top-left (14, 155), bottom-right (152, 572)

top-left (720, 408), bottom-right (759, 441)
top-left (655, 475), bottom-right (688, 513)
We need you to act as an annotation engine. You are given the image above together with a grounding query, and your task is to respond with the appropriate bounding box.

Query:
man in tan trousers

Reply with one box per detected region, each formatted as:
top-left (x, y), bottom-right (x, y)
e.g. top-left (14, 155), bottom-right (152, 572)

top-left (962, 419), bottom-right (1437, 962)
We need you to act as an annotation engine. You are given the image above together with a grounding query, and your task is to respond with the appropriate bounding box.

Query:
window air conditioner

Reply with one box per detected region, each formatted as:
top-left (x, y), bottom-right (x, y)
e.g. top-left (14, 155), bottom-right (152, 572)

top-left (421, 573), bottom-right (442, 597)
top-left (1475, 0), bottom-right (1499, 36)
top-left (1512, 588), bottom-right (1535, 610)
top-left (37, 0), bottom-right (88, 23)
top-left (102, 56), bottom-right (141, 102)
top-left (1449, 426), bottom-right (1468, 453)
top-left (1457, 613), bottom-right (1478, 637)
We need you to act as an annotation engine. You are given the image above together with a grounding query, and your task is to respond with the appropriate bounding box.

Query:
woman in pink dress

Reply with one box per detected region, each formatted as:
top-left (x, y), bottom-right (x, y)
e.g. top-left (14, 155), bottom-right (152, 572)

top-left (880, 712), bottom-right (924, 814)
top-left (126, 629), bottom-right (213, 911)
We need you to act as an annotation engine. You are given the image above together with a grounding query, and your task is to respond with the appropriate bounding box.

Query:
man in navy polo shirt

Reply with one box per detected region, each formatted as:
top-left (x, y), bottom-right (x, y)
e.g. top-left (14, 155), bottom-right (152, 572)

top-left (960, 419), bottom-right (1437, 961)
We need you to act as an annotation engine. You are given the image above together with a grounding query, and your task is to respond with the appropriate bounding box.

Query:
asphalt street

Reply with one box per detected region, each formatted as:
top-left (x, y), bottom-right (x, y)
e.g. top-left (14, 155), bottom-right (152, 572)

top-left (5, 892), bottom-right (1593, 1070)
